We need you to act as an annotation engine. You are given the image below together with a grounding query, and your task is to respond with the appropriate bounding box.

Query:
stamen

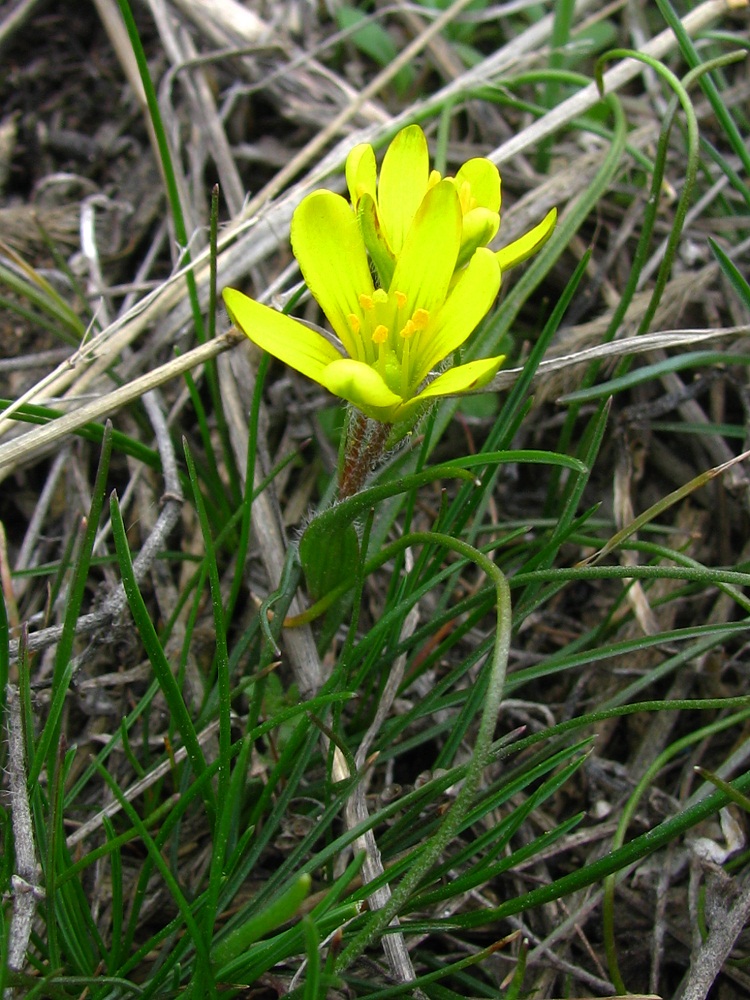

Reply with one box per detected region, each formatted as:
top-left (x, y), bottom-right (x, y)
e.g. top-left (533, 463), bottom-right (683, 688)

top-left (399, 320), bottom-right (416, 339)
top-left (401, 338), bottom-right (411, 397)
top-left (394, 290), bottom-right (407, 309)
top-left (373, 288), bottom-right (389, 305)
top-left (412, 308), bottom-right (430, 331)
top-left (347, 313), bottom-right (361, 334)
top-left (359, 293), bottom-right (374, 310)
top-left (372, 324), bottom-right (388, 344)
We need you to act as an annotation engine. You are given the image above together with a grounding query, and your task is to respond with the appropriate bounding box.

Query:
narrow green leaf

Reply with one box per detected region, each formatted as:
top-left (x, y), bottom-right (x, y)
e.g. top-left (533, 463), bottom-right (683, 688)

top-left (212, 874), bottom-right (312, 971)
top-left (710, 237), bottom-right (750, 310)
top-left (109, 490), bottom-right (216, 828)
top-left (30, 422), bottom-right (113, 787)
top-left (301, 916), bottom-right (321, 1000)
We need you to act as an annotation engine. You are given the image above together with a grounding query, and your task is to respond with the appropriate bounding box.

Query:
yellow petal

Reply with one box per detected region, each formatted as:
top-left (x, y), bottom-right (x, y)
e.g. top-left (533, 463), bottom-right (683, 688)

top-left (413, 354), bottom-right (505, 403)
top-left (496, 207), bottom-right (557, 271)
top-left (412, 247), bottom-right (500, 385)
top-left (291, 190), bottom-right (374, 361)
top-left (346, 143), bottom-right (377, 208)
top-left (394, 354), bottom-right (504, 424)
top-left (358, 193), bottom-right (396, 289)
top-left (454, 158), bottom-right (501, 213)
top-left (223, 287), bottom-right (341, 382)
top-left (457, 207), bottom-right (500, 267)
top-left (320, 358), bottom-right (402, 422)
top-left (378, 124), bottom-right (430, 255)
top-left (390, 180), bottom-right (461, 321)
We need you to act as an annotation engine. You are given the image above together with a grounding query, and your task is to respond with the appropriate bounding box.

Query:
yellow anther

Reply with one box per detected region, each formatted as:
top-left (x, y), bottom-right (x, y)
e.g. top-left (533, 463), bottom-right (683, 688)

top-left (373, 288), bottom-right (388, 305)
top-left (372, 324), bottom-right (388, 344)
top-left (394, 290), bottom-right (407, 308)
top-left (412, 308), bottom-right (430, 331)
top-left (399, 319), bottom-right (416, 339)
top-left (347, 313), bottom-right (360, 334)
top-left (359, 293), bottom-right (374, 310)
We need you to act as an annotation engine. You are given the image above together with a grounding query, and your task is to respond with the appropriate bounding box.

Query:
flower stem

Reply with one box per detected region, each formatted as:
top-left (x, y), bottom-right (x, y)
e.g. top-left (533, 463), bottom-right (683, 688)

top-left (338, 410), bottom-right (391, 499)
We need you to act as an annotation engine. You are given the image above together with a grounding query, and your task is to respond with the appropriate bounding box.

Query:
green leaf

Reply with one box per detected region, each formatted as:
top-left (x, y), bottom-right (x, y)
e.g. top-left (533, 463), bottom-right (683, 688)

top-left (212, 874), bottom-right (311, 972)
top-left (710, 237), bottom-right (750, 310)
top-left (299, 518), bottom-right (360, 603)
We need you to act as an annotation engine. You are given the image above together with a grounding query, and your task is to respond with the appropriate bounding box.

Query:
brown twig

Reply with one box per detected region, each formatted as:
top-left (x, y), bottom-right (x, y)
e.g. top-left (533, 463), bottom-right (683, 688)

top-left (338, 549), bottom-right (424, 992)
top-left (679, 865), bottom-right (750, 1000)
top-left (5, 685), bottom-right (45, 995)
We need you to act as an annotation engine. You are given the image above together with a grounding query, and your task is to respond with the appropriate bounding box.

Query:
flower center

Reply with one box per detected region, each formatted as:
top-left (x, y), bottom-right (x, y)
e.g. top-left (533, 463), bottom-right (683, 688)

top-left (346, 286), bottom-right (432, 395)
top-left (346, 290), bottom-right (431, 351)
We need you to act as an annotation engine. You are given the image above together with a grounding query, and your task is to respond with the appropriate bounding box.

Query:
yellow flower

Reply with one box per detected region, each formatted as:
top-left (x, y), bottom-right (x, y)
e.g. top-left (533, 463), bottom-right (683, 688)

top-left (223, 125), bottom-right (557, 427)
top-left (346, 124), bottom-right (557, 286)
top-left (223, 179), bottom-right (504, 425)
